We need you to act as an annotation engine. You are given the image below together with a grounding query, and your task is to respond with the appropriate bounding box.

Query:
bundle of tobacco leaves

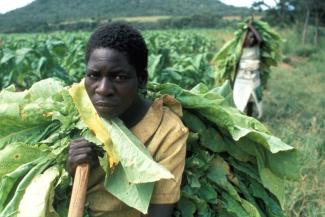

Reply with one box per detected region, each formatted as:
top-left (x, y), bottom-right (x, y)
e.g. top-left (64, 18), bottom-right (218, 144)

top-left (0, 79), bottom-right (298, 217)
top-left (147, 81), bottom-right (298, 217)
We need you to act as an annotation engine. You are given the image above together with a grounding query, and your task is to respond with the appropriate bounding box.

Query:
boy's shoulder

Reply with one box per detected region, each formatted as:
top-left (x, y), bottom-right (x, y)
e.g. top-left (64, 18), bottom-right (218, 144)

top-left (131, 95), bottom-right (188, 145)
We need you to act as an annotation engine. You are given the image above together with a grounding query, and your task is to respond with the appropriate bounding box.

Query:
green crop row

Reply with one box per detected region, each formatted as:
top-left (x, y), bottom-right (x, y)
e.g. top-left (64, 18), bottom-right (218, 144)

top-left (0, 31), bottom-right (217, 90)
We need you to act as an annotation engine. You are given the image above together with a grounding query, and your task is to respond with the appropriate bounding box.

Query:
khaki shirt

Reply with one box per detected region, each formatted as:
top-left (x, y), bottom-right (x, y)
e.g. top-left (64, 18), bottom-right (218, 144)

top-left (86, 96), bottom-right (188, 217)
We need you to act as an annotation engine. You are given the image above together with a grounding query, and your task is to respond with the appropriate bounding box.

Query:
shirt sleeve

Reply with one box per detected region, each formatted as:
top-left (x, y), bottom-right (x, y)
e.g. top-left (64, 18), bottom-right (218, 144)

top-left (147, 107), bottom-right (188, 204)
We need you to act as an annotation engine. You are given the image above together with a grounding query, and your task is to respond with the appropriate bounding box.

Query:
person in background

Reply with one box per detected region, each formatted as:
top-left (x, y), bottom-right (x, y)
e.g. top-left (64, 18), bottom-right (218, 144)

top-left (233, 23), bottom-right (263, 118)
top-left (67, 22), bottom-right (188, 217)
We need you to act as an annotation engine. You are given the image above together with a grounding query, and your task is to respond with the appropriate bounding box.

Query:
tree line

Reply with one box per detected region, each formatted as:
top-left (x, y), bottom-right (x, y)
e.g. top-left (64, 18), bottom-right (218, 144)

top-left (253, 0), bottom-right (325, 45)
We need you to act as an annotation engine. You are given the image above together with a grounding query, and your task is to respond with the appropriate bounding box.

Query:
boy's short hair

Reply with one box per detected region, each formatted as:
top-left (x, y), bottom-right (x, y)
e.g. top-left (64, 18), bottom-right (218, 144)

top-left (85, 22), bottom-right (148, 78)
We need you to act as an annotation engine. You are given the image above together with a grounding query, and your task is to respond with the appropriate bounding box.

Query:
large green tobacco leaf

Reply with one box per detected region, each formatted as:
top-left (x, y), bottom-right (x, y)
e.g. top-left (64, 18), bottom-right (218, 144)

top-left (0, 143), bottom-right (45, 176)
top-left (0, 79), bottom-right (78, 216)
top-left (182, 110), bottom-right (207, 134)
top-left (0, 158), bottom-right (52, 217)
top-left (17, 166), bottom-right (60, 217)
top-left (208, 157), bottom-right (261, 217)
top-left (105, 163), bottom-right (155, 214)
top-left (0, 51), bottom-right (15, 65)
top-left (0, 123), bottom-right (59, 150)
top-left (236, 138), bottom-right (299, 206)
top-left (248, 178), bottom-right (285, 217)
top-left (0, 161), bottom-right (36, 211)
top-left (0, 79), bottom-right (65, 149)
top-left (0, 86), bottom-right (28, 104)
top-left (105, 118), bottom-right (174, 183)
top-left (221, 192), bottom-right (250, 217)
top-left (177, 197), bottom-right (196, 217)
top-left (28, 78), bottom-right (64, 100)
top-left (148, 82), bottom-right (293, 153)
top-left (101, 117), bottom-right (175, 213)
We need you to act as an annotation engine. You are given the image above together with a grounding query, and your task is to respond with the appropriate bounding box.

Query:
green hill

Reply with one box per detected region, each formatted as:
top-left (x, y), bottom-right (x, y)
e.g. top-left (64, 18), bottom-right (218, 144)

top-left (0, 0), bottom-right (251, 32)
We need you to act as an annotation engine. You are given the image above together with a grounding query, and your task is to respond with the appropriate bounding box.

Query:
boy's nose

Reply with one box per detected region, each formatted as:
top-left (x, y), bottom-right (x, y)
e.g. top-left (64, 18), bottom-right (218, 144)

top-left (95, 78), bottom-right (114, 96)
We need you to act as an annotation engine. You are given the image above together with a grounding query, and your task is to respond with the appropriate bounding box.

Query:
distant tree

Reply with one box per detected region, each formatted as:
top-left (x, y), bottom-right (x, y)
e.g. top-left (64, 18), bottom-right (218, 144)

top-left (252, 0), bottom-right (295, 25)
top-left (301, 0), bottom-right (325, 45)
top-left (253, 0), bottom-right (325, 44)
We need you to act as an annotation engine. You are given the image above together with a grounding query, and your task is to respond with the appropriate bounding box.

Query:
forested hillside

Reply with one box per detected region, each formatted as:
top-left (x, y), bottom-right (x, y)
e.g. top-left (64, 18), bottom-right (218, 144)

top-left (0, 0), bottom-right (250, 33)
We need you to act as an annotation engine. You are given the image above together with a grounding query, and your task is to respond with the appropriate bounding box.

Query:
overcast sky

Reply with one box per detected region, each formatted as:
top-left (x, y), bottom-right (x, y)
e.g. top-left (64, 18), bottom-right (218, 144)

top-left (0, 0), bottom-right (34, 13)
top-left (0, 0), bottom-right (276, 14)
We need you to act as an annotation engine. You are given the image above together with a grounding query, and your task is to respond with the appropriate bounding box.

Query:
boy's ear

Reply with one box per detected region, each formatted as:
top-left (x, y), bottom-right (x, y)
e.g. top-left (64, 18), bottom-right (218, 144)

top-left (138, 70), bottom-right (148, 89)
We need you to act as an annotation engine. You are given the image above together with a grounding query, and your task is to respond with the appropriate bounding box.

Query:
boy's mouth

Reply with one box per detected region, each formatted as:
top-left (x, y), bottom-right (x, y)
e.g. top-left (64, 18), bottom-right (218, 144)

top-left (93, 98), bottom-right (124, 116)
top-left (94, 102), bottom-right (119, 114)
top-left (94, 104), bottom-right (120, 118)
top-left (94, 101), bottom-right (119, 107)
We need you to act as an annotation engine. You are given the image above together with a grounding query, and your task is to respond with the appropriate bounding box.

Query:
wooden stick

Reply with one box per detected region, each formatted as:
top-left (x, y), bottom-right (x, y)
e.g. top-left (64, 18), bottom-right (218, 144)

top-left (68, 164), bottom-right (90, 217)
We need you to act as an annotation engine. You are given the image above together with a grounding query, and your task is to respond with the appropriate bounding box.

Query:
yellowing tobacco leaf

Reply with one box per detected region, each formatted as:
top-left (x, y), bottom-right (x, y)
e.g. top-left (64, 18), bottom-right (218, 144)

top-left (68, 79), bottom-right (118, 168)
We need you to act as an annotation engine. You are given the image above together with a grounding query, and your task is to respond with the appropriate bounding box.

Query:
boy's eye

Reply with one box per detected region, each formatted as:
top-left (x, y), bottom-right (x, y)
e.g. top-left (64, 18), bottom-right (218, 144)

top-left (114, 74), bottom-right (128, 81)
top-left (87, 72), bottom-right (99, 79)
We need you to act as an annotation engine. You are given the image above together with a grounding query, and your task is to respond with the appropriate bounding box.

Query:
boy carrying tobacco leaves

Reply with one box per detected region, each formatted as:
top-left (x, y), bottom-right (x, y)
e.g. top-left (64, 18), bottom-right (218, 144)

top-left (67, 22), bottom-right (188, 217)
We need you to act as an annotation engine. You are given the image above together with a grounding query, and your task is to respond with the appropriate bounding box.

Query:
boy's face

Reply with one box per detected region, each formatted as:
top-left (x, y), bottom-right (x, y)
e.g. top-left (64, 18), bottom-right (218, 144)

top-left (85, 47), bottom-right (139, 118)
